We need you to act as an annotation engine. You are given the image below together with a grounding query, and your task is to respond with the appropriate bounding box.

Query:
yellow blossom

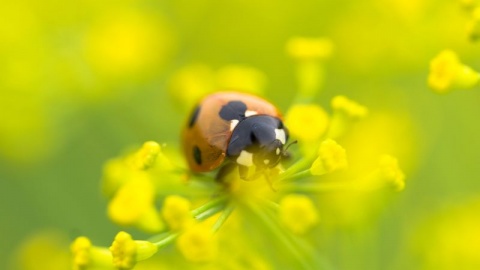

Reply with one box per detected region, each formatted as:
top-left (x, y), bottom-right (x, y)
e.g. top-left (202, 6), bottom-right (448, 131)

top-left (83, 9), bottom-right (173, 80)
top-left (107, 176), bottom-right (165, 233)
top-left (286, 37), bottom-right (334, 61)
top-left (127, 141), bottom-right (162, 170)
top-left (428, 50), bottom-right (480, 93)
top-left (168, 64), bottom-right (216, 111)
top-left (176, 225), bottom-right (218, 263)
top-left (285, 104), bottom-right (329, 143)
top-left (413, 199), bottom-right (480, 270)
top-left (310, 139), bottom-right (348, 175)
top-left (355, 154), bottom-right (406, 191)
top-left (161, 195), bottom-right (195, 231)
top-left (71, 237), bottom-right (114, 270)
top-left (102, 141), bottom-right (174, 197)
top-left (328, 95), bottom-right (368, 138)
top-left (377, 155), bottom-right (406, 191)
top-left (279, 194), bottom-right (319, 234)
top-left (286, 37), bottom-right (334, 99)
top-left (331, 95), bottom-right (368, 119)
top-left (110, 231), bottom-right (158, 270)
top-left (216, 65), bottom-right (267, 95)
top-left (12, 230), bottom-right (70, 270)
top-left (101, 158), bottom-right (138, 198)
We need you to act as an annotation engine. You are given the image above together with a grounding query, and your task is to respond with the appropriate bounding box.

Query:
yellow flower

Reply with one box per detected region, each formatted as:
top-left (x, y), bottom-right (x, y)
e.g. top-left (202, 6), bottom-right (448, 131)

top-left (286, 37), bottom-right (334, 99)
top-left (413, 199), bottom-right (480, 270)
top-left (286, 37), bottom-right (334, 61)
top-left (127, 141), bottom-right (162, 170)
top-left (279, 194), bottom-right (319, 234)
top-left (328, 95), bottom-right (368, 138)
top-left (285, 104), bottom-right (329, 142)
top-left (102, 141), bottom-right (173, 197)
top-left (71, 237), bottom-right (114, 270)
top-left (110, 231), bottom-right (158, 270)
top-left (107, 176), bottom-right (165, 233)
top-left (168, 64), bottom-right (216, 111)
top-left (101, 158), bottom-right (137, 198)
top-left (161, 195), bottom-right (195, 231)
top-left (83, 9), bottom-right (173, 80)
top-left (310, 139), bottom-right (348, 175)
top-left (176, 225), bottom-right (218, 263)
top-left (216, 65), bottom-right (267, 95)
top-left (331, 95), bottom-right (368, 119)
top-left (356, 155), bottom-right (406, 191)
top-left (12, 230), bottom-right (70, 270)
top-left (377, 155), bottom-right (406, 191)
top-left (428, 50), bottom-right (480, 93)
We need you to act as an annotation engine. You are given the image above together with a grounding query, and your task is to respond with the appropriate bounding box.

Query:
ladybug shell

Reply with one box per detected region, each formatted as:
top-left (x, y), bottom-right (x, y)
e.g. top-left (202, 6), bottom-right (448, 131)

top-left (182, 91), bottom-right (282, 172)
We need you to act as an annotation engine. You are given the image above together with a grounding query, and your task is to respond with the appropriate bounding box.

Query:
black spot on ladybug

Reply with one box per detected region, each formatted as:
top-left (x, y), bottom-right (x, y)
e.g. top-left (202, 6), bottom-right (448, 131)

top-left (193, 146), bottom-right (202, 165)
top-left (188, 105), bottom-right (201, 128)
top-left (219, 101), bottom-right (247, 121)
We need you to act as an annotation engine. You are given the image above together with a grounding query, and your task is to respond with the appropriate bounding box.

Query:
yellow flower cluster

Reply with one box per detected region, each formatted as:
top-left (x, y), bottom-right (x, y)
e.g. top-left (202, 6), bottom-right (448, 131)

top-left (176, 225), bottom-right (218, 263)
top-left (67, 35), bottom-right (408, 270)
top-left (310, 139), bottom-right (348, 175)
top-left (169, 64), bottom-right (267, 111)
top-left (377, 155), bottom-right (406, 191)
top-left (428, 50), bottom-right (479, 93)
top-left (161, 195), bottom-right (195, 231)
top-left (279, 194), bottom-right (319, 234)
top-left (71, 237), bottom-right (113, 270)
top-left (110, 231), bottom-right (157, 270)
top-left (286, 37), bottom-right (334, 100)
top-left (70, 232), bottom-right (158, 270)
top-left (286, 37), bottom-right (334, 62)
top-left (285, 104), bottom-right (329, 142)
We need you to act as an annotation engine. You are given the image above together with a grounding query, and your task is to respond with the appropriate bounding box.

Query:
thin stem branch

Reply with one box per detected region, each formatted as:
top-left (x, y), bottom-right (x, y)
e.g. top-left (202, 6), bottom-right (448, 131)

top-left (246, 200), bottom-right (315, 270)
top-left (212, 203), bottom-right (235, 233)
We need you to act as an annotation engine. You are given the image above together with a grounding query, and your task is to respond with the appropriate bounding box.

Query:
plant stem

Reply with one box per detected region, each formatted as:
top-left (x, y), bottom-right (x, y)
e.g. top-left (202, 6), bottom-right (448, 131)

top-left (152, 233), bottom-right (179, 248)
top-left (212, 203), bottom-right (235, 233)
top-left (246, 200), bottom-right (315, 270)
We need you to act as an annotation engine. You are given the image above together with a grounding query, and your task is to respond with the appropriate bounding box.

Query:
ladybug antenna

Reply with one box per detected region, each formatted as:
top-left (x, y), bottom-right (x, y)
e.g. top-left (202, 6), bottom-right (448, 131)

top-left (282, 140), bottom-right (297, 156)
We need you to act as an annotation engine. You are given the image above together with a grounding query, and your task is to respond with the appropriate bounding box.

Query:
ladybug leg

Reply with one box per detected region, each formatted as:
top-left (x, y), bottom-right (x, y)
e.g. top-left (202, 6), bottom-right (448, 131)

top-left (238, 165), bottom-right (249, 180)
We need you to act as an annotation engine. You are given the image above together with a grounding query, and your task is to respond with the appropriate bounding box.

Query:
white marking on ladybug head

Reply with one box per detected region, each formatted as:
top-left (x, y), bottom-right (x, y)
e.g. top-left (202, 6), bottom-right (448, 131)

top-left (276, 148), bottom-right (280, 155)
top-left (264, 159), bottom-right (270, 165)
top-left (275, 129), bottom-right (286, 144)
top-left (230, 119), bottom-right (239, 131)
top-left (237, 150), bottom-right (253, 166)
top-left (245, 110), bottom-right (258, 117)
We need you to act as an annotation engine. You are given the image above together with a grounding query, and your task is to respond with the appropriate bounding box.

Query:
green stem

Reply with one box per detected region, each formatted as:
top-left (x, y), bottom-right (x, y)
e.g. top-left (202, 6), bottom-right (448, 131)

top-left (246, 200), bottom-right (315, 270)
top-left (281, 154), bottom-right (317, 180)
top-left (212, 203), bottom-right (235, 233)
top-left (259, 199), bottom-right (332, 270)
top-left (191, 195), bottom-right (228, 218)
top-left (279, 181), bottom-right (358, 193)
top-left (152, 233), bottom-right (179, 248)
top-left (149, 196), bottom-right (228, 249)
top-left (281, 169), bottom-right (312, 182)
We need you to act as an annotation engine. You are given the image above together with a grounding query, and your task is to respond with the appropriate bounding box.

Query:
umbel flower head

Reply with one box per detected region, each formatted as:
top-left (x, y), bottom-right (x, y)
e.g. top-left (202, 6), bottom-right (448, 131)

top-left (70, 36), bottom-right (406, 269)
top-left (428, 50), bottom-right (480, 93)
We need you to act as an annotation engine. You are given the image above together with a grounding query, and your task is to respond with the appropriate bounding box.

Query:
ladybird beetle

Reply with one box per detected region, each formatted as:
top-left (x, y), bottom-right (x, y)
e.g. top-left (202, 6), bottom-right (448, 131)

top-left (182, 91), bottom-right (290, 179)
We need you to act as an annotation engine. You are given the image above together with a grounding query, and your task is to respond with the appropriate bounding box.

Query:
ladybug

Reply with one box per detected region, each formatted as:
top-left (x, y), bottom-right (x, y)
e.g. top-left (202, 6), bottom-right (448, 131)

top-left (182, 91), bottom-right (290, 179)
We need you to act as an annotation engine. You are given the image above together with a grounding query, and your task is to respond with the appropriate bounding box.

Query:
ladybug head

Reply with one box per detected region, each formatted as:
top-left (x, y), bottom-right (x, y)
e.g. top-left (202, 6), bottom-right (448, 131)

top-left (227, 115), bottom-right (291, 170)
top-left (252, 138), bottom-right (284, 168)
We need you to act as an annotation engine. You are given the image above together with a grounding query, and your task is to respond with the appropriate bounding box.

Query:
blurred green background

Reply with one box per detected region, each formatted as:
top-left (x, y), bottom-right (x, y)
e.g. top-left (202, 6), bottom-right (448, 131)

top-left (2, 0), bottom-right (480, 269)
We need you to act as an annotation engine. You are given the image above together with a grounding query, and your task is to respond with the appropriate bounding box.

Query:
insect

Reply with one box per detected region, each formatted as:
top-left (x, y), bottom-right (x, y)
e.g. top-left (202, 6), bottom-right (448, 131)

top-left (182, 91), bottom-right (291, 180)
